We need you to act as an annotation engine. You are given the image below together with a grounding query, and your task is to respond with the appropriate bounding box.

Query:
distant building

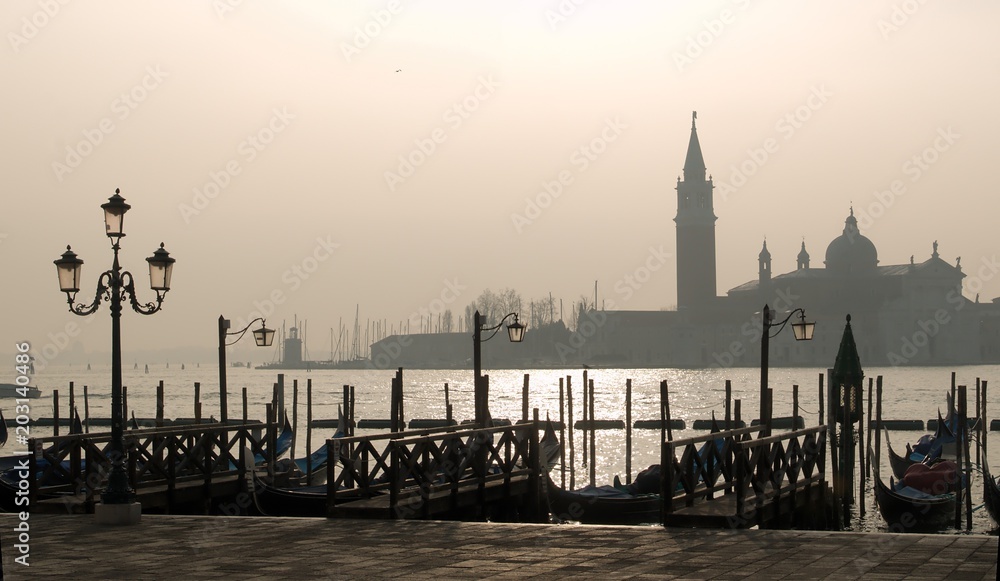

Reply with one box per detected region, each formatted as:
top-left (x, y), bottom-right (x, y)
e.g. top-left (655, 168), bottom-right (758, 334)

top-left (582, 113), bottom-right (1000, 367)
top-left (369, 113), bottom-right (1000, 368)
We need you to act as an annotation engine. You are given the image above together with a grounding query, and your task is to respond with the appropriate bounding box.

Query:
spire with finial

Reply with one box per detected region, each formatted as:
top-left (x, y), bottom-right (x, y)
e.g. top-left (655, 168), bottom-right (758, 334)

top-left (758, 239), bottom-right (771, 286)
top-left (683, 110), bottom-right (706, 181)
top-left (797, 240), bottom-right (810, 270)
top-left (932, 240), bottom-right (939, 259)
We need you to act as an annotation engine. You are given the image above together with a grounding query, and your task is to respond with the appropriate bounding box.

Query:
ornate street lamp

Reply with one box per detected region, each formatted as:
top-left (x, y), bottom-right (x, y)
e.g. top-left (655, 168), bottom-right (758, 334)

top-left (472, 310), bottom-right (525, 427)
top-left (54, 189), bottom-right (175, 523)
top-left (759, 304), bottom-right (814, 436)
top-left (218, 316), bottom-right (274, 423)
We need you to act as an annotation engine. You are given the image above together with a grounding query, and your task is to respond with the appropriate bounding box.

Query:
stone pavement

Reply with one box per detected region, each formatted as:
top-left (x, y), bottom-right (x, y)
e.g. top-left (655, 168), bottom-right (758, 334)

top-left (0, 514), bottom-right (996, 580)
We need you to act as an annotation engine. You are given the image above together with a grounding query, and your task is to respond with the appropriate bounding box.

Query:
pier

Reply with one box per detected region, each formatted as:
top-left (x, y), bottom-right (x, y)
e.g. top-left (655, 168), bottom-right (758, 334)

top-left (4, 514), bottom-right (996, 580)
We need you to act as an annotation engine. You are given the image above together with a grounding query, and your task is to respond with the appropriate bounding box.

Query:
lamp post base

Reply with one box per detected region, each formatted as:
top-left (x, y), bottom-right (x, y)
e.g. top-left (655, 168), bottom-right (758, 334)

top-left (94, 501), bottom-right (141, 526)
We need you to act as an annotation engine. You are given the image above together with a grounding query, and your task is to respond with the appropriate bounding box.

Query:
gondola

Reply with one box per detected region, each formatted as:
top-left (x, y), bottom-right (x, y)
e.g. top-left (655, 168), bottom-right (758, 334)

top-left (981, 448), bottom-right (1000, 528)
top-left (543, 471), bottom-right (661, 525)
top-left (872, 449), bottom-right (956, 532)
top-left (886, 410), bottom-right (955, 480)
top-left (250, 470), bottom-right (330, 517)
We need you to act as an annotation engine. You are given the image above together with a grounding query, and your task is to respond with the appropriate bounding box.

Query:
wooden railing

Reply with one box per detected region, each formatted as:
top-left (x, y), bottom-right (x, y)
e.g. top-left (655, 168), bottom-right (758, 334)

top-left (661, 426), bottom-right (762, 516)
top-left (27, 420), bottom-right (272, 509)
top-left (661, 425), bottom-right (827, 525)
top-left (326, 423), bottom-right (540, 519)
top-left (732, 425), bottom-right (826, 521)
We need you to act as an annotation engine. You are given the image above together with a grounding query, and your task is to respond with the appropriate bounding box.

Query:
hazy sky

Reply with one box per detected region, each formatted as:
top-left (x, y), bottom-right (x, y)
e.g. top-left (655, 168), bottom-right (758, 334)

top-left (3, 1), bottom-right (999, 365)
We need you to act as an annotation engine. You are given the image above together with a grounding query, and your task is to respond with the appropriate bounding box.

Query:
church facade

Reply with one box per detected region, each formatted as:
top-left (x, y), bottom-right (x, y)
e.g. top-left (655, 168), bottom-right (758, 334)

top-left (577, 113), bottom-right (1000, 368)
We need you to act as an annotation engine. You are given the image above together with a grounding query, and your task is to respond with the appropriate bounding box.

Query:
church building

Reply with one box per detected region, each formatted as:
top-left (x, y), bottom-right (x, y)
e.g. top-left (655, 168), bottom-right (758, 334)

top-left (579, 113), bottom-right (1000, 367)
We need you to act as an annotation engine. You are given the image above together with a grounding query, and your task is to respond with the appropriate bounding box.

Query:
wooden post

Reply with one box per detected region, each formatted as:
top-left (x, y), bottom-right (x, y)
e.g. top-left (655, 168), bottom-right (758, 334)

top-left (444, 383), bottom-right (451, 422)
top-left (241, 387), bottom-right (248, 476)
top-left (567, 375), bottom-right (574, 490)
top-left (559, 377), bottom-right (566, 489)
top-left (792, 384), bottom-right (799, 427)
top-left (587, 379), bottom-right (597, 486)
top-left (83, 385), bottom-right (90, 433)
top-left (156, 381), bottom-right (164, 428)
top-left (817, 373), bottom-right (824, 432)
top-left (955, 385), bottom-right (964, 530)
top-left (961, 386), bottom-right (973, 530)
top-left (625, 378), bottom-right (632, 486)
top-left (983, 380), bottom-right (989, 460)
top-left (734, 399), bottom-right (741, 430)
top-left (68, 381), bottom-right (75, 429)
top-left (874, 375), bottom-right (882, 482)
top-left (396, 367), bottom-right (406, 430)
top-left (827, 372), bottom-right (840, 513)
top-left (306, 379), bottom-right (313, 484)
top-left (277, 373), bottom-right (285, 420)
top-left (950, 371), bottom-right (956, 418)
top-left (390, 376), bottom-right (398, 432)
top-left (123, 385), bottom-right (129, 428)
top-left (662, 380), bottom-right (673, 441)
top-left (725, 379), bottom-right (732, 431)
top-left (350, 384), bottom-right (355, 436)
top-left (266, 403), bottom-right (275, 480)
top-left (522, 373), bottom-right (530, 423)
top-left (53, 389), bottom-right (59, 437)
top-left (582, 370), bottom-right (588, 467)
top-left (866, 377), bottom-right (873, 478)
top-left (859, 382), bottom-right (865, 518)
top-left (975, 378), bottom-right (981, 467)
top-left (193, 382), bottom-right (200, 423)
top-left (291, 379), bottom-right (299, 463)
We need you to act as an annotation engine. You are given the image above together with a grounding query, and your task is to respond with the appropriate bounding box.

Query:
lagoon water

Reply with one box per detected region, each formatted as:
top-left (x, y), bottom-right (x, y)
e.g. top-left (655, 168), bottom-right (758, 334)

top-left (17, 363), bottom-right (1000, 534)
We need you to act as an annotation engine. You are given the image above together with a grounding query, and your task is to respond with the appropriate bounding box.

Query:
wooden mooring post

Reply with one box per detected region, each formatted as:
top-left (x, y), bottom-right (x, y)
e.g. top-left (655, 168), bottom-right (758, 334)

top-left (156, 381), bottom-right (164, 428)
top-left (306, 379), bottom-right (313, 484)
top-left (291, 379), bottom-right (299, 462)
top-left (567, 375), bottom-right (574, 490)
top-left (581, 370), bottom-right (588, 468)
top-left (193, 382), bottom-right (200, 424)
top-left (522, 374), bottom-right (530, 423)
top-left (866, 377), bottom-right (873, 478)
top-left (68, 382), bottom-right (75, 428)
top-left (83, 385), bottom-right (90, 433)
top-left (589, 378), bottom-right (596, 487)
top-left (725, 380), bottom-right (732, 431)
top-left (625, 378), bottom-right (632, 486)
top-left (661, 380), bottom-right (673, 441)
top-left (52, 389), bottom-right (59, 437)
top-left (559, 377), bottom-right (566, 489)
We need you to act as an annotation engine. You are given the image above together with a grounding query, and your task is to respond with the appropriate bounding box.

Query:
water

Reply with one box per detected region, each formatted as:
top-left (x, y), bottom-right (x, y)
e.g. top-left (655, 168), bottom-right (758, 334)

top-left (17, 363), bottom-right (1000, 534)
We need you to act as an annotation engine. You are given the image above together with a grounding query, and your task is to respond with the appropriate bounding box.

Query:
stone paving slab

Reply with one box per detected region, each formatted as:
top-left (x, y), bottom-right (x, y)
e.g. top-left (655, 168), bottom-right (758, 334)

top-left (0, 514), bottom-right (995, 580)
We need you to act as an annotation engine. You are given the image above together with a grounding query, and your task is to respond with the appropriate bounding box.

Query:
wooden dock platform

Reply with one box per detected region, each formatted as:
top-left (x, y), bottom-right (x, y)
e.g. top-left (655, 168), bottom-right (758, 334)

top-left (3, 514), bottom-right (995, 580)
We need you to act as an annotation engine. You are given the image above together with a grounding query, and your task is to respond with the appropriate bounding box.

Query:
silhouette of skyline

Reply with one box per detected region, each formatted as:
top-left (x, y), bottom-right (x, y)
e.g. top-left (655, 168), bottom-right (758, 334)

top-left (3, 2), bottom-right (998, 365)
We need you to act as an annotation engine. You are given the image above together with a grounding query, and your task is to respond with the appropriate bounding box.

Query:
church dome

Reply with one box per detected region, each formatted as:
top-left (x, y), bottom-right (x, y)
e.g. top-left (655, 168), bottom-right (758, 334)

top-left (824, 209), bottom-right (878, 273)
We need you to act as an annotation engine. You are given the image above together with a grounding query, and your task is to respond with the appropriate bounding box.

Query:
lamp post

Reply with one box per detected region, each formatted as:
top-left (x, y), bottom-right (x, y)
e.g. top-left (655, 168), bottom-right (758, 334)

top-left (759, 304), bottom-right (815, 436)
top-left (472, 310), bottom-right (525, 427)
top-left (53, 189), bottom-right (175, 520)
top-left (218, 316), bottom-right (274, 423)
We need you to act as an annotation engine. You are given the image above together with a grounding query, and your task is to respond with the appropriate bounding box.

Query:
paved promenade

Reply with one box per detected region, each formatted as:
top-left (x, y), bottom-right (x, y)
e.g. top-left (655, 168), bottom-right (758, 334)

top-left (0, 514), bottom-right (996, 580)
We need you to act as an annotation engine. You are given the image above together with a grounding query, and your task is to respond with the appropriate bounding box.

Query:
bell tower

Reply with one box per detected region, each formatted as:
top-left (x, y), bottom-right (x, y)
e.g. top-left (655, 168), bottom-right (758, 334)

top-left (674, 111), bottom-right (717, 309)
